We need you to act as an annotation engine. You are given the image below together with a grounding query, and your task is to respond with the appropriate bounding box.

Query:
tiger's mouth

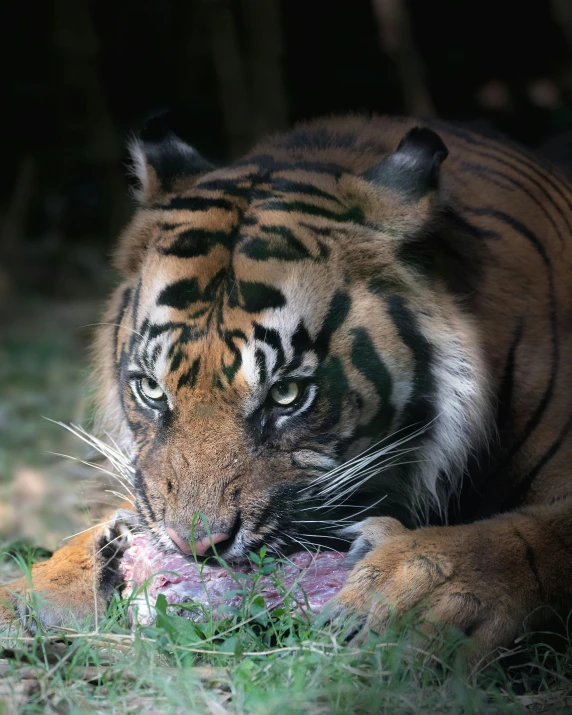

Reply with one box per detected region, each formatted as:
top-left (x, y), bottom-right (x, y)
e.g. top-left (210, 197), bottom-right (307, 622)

top-left (151, 517), bottom-right (351, 566)
top-left (135, 476), bottom-right (391, 566)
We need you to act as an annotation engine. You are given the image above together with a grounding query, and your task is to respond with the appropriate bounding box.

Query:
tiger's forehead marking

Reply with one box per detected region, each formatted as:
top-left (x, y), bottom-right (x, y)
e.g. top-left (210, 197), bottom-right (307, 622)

top-left (118, 155), bottom-right (370, 395)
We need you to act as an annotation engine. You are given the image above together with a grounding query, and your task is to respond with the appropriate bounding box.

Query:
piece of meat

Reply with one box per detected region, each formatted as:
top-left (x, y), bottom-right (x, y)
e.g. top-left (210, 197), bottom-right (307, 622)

top-left (120, 534), bottom-right (349, 625)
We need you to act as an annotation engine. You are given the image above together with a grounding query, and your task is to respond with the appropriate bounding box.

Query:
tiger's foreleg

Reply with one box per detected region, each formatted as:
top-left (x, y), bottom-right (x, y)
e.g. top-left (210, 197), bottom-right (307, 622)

top-left (325, 503), bottom-right (572, 656)
top-left (0, 503), bottom-right (137, 634)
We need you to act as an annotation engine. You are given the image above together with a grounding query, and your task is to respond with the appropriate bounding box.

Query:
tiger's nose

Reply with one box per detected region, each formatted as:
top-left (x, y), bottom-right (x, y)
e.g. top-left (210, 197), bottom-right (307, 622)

top-left (166, 527), bottom-right (230, 556)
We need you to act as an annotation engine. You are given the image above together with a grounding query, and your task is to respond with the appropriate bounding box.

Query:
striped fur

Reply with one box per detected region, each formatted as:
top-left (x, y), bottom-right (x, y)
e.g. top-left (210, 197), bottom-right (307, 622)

top-left (3, 116), bottom-right (572, 654)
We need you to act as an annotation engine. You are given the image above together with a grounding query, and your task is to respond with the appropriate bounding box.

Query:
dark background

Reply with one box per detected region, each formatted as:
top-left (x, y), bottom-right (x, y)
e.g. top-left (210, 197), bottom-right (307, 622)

top-left (1, 0), bottom-right (572, 298)
top-left (0, 0), bottom-right (572, 550)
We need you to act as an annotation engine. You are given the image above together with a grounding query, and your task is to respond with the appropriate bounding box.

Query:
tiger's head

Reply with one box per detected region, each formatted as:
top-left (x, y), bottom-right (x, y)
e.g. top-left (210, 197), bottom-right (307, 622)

top-left (95, 117), bottom-right (491, 561)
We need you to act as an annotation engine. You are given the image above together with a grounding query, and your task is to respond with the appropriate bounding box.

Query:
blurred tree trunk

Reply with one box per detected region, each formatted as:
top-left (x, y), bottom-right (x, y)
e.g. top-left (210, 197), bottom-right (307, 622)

top-left (52, 0), bottom-right (127, 239)
top-left (372, 0), bottom-right (435, 117)
top-left (204, 0), bottom-right (252, 156)
top-left (0, 157), bottom-right (35, 300)
top-left (175, 0), bottom-right (208, 123)
top-left (551, 0), bottom-right (572, 44)
top-left (203, 0), bottom-right (288, 156)
top-left (551, 0), bottom-right (572, 95)
top-left (241, 0), bottom-right (288, 136)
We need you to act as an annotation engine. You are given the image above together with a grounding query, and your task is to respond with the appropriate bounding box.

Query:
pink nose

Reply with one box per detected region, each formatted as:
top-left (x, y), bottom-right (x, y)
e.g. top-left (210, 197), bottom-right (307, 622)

top-left (166, 527), bottom-right (230, 556)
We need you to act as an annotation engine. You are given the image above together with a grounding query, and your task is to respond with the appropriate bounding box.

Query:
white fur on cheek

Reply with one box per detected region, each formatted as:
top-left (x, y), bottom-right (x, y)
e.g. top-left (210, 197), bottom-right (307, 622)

top-left (410, 306), bottom-right (493, 522)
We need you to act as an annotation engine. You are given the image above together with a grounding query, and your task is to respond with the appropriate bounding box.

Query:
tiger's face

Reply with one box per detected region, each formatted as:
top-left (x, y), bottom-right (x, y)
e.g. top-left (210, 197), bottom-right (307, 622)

top-left (97, 119), bottom-right (491, 561)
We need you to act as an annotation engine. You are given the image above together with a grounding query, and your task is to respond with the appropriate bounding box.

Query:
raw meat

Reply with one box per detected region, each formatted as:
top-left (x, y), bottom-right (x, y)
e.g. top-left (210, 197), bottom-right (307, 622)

top-left (120, 534), bottom-right (348, 625)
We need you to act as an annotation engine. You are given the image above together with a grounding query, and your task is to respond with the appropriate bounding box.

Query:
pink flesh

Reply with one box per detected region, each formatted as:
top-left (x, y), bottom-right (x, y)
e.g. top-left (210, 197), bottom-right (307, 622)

top-left (121, 534), bottom-right (349, 625)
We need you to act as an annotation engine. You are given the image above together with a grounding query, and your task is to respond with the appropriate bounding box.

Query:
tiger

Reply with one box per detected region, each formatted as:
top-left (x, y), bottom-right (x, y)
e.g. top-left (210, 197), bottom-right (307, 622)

top-left (2, 114), bottom-right (572, 658)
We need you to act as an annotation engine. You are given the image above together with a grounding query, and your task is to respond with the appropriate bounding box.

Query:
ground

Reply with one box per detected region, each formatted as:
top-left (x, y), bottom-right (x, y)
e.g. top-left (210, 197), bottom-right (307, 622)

top-left (1, 295), bottom-right (572, 714)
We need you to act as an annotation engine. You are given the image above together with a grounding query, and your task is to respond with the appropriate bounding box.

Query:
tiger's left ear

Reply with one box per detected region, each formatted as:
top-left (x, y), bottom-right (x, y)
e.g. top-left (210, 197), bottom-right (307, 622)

top-left (363, 127), bottom-right (448, 198)
top-left (359, 127), bottom-right (448, 236)
top-left (128, 131), bottom-right (214, 204)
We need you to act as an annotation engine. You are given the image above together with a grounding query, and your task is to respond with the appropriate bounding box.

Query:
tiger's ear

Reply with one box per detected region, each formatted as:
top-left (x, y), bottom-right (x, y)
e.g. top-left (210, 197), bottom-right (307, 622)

top-left (115, 132), bottom-right (214, 274)
top-left (359, 127), bottom-right (448, 237)
top-left (128, 131), bottom-right (214, 203)
top-left (362, 127), bottom-right (448, 198)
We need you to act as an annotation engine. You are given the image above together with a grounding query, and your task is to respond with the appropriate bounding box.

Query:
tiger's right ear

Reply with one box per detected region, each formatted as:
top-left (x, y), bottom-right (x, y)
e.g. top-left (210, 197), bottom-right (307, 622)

top-left (128, 132), bottom-right (214, 203)
top-left (115, 133), bottom-right (214, 274)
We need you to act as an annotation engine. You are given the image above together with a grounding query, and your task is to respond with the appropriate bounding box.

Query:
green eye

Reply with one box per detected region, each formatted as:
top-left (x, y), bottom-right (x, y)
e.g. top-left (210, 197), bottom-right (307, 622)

top-left (137, 377), bottom-right (166, 404)
top-left (270, 381), bottom-right (301, 407)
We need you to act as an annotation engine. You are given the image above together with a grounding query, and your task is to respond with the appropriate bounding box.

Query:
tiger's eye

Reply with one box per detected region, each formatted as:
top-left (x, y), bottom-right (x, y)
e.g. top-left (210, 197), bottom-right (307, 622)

top-left (139, 377), bottom-right (166, 402)
top-left (270, 381), bottom-right (300, 406)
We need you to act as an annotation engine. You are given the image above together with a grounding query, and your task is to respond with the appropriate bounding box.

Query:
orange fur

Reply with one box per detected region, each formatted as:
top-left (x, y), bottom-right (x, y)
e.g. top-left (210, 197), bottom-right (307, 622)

top-left (3, 116), bottom-right (572, 655)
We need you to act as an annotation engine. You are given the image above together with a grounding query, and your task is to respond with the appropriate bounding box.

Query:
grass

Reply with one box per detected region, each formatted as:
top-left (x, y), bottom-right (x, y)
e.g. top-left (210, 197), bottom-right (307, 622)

top-left (0, 294), bottom-right (111, 552)
top-left (2, 293), bottom-right (572, 713)
top-left (2, 543), bottom-right (572, 714)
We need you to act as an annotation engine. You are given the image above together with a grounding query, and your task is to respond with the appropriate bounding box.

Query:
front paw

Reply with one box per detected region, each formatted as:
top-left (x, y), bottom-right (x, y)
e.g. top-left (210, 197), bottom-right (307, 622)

top-left (0, 511), bottom-right (135, 634)
top-left (326, 518), bottom-right (524, 654)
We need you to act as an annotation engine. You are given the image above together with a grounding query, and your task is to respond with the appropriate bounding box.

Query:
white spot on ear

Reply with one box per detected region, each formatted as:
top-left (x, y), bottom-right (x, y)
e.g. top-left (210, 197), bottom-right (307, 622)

top-left (126, 133), bottom-right (209, 203)
top-left (126, 135), bottom-right (148, 203)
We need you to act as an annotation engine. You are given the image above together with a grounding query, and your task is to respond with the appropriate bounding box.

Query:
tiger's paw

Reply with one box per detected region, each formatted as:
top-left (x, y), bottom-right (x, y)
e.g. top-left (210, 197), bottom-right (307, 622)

top-left (0, 511), bottom-right (135, 635)
top-left (324, 517), bottom-right (525, 656)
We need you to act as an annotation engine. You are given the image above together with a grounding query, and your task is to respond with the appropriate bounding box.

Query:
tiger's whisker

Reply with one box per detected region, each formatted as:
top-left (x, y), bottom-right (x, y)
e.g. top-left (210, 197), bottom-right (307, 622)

top-left (80, 322), bottom-right (145, 340)
top-left (321, 459), bottom-right (423, 507)
top-left (63, 520), bottom-right (115, 541)
top-left (46, 451), bottom-right (136, 501)
top-left (303, 419), bottom-right (434, 490)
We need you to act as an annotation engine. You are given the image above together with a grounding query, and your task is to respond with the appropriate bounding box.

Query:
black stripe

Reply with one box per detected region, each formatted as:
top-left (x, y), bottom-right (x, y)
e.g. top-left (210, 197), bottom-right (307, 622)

top-left (461, 161), bottom-right (569, 244)
top-left (459, 162), bottom-right (515, 191)
top-left (445, 207), bottom-right (500, 240)
top-left (299, 222), bottom-right (334, 236)
top-left (255, 348), bottom-right (267, 385)
top-left (148, 343), bottom-right (163, 371)
top-left (154, 196), bottom-right (235, 212)
top-left (239, 281), bottom-right (286, 313)
top-left (276, 128), bottom-right (358, 151)
top-left (169, 350), bottom-right (184, 373)
top-left (97, 530), bottom-right (130, 600)
top-left (257, 200), bottom-right (363, 224)
top-left (269, 178), bottom-right (343, 204)
top-left (239, 236), bottom-right (310, 262)
top-left (239, 225), bottom-right (312, 262)
top-left (437, 122), bottom-right (572, 223)
top-left (253, 324), bottom-right (286, 372)
top-left (157, 271), bottom-right (226, 311)
top-left (157, 278), bottom-right (203, 310)
top-left (286, 321), bottom-right (314, 373)
top-left (291, 321), bottom-right (313, 356)
top-left (496, 322), bottom-right (523, 432)
top-left (513, 527), bottom-right (546, 602)
top-left (351, 327), bottom-right (396, 438)
top-left (232, 154), bottom-right (346, 178)
top-left (159, 228), bottom-right (234, 258)
top-left (195, 179), bottom-right (260, 197)
top-left (511, 411), bottom-right (572, 506)
top-left (463, 208), bottom-right (559, 484)
top-left (147, 321), bottom-right (182, 341)
top-left (177, 357), bottom-right (201, 390)
top-left (221, 335), bottom-right (243, 385)
top-left (314, 291), bottom-right (352, 360)
top-left (133, 468), bottom-right (157, 524)
top-left (385, 294), bottom-right (435, 433)
top-left (315, 356), bottom-right (349, 431)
